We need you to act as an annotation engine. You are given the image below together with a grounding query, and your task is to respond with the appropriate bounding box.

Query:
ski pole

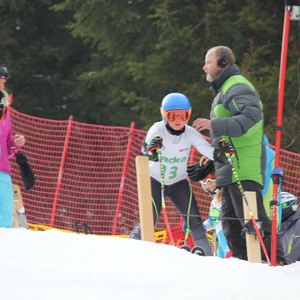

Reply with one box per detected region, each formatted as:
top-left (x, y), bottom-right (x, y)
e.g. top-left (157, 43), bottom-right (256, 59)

top-left (271, 168), bottom-right (283, 230)
top-left (180, 220), bottom-right (192, 250)
top-left (182, 187), bottom-right (194, 249)
top-left (183, 226), bottom-right (191, 246)
top-left (224, 150), bottom-right (271, 265)
top-left (270, 167), bottom-right (283, 265)
top-left (157, 149), bottom-right (175, 246)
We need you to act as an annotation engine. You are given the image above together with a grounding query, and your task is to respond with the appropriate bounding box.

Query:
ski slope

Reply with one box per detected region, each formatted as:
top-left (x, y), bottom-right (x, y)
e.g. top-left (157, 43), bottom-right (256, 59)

top-left (0, 228), bottom-right (299, 300)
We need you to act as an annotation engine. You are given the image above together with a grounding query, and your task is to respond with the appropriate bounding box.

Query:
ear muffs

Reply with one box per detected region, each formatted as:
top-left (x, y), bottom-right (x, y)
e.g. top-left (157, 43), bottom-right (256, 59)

top-left (217, 47), bottom-right (228, 68)
top-left (217, 57), bottom-right (228, 68)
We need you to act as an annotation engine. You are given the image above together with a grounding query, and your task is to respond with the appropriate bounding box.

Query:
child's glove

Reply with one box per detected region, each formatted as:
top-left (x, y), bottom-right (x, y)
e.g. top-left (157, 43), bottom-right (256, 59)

top-left (187, 160), bottom-right (215, 181)
top-left (147, 136), bottom-right (163, 161)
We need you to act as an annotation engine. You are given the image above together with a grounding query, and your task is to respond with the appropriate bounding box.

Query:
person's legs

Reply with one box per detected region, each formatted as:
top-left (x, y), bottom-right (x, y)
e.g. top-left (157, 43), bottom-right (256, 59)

top-left (224, 180), bottom-right (286, 263)
top-left (150, 177), bottom-right (162, 227)
top-left (169, 180), bottom-right (212, 255)
top-left (242, 181), bottom-right (286, 263)
top-left (222, 184), bottom-right (247, 260)
top-left (0, 173), bottom-right (14, 228)
top-left (129, 177), bottom-right (162, 239)
top-left (217, 230), bottom-right (231, 258)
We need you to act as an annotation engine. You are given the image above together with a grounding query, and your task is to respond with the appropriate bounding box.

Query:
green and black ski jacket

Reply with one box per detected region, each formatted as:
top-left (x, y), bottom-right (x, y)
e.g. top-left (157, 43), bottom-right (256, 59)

top-left (209, 64), bottom-right (265, 187)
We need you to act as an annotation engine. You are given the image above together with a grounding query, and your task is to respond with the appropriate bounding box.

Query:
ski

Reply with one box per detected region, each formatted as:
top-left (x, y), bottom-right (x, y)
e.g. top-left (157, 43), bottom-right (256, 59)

top-left (180, 245), bottom-right (191, 252)
top-left (180, 245), bottom-right (206, 256)
top-left (191, 246), bottom-right (206, 256)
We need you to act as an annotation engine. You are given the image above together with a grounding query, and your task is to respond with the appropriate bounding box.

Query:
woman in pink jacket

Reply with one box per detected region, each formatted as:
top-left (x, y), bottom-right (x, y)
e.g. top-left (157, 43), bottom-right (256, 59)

top-left (0, 65), bottom-right (25, 227)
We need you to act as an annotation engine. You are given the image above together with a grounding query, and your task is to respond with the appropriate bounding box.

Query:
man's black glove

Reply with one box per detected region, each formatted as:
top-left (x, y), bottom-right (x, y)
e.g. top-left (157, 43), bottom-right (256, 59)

top-left (147, 136), bottom-right (163, 161)
top-left (213, 140), bottom-right (235, 163)
top-left (15, 152), bottom-right (35, 191)
top-left (187, 160), bottom-right (215, 181)
top-left (242, 220), bottom-right (263, 237)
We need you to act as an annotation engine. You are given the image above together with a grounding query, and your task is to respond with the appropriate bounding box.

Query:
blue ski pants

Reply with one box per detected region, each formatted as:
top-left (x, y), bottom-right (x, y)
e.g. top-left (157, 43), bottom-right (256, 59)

top-left (0, 172), bottom-right (14, 228)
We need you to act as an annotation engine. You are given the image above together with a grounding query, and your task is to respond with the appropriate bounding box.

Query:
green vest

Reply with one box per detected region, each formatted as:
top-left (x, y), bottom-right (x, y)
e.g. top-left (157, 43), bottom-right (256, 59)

top-left (213, 75), bottom-right (264, 185)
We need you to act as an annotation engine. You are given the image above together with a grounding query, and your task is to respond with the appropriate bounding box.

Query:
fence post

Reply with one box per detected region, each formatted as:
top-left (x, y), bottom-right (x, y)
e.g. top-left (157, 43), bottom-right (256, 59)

top-left (50, 115), bottom-right (74, 227)
top-left (112, 121), bottom-right (136, 235)
top-left (135, 156), bottom-right (154, 242)
top-left (243, 191), bottom-right (261, 263)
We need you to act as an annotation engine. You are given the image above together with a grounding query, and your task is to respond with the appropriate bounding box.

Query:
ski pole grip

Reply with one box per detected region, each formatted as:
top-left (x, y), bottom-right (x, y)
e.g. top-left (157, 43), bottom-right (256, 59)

top-left (220, 139), bottom-right (235, 157)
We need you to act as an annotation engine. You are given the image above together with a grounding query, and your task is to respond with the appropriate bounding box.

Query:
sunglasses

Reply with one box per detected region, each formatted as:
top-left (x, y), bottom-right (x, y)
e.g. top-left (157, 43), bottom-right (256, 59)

top-left (163, 110), bottom-right (191, 123)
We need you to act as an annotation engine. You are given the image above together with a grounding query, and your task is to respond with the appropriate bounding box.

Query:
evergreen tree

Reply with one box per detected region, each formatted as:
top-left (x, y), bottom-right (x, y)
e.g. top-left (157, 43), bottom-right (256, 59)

top-left (0, 0), bottom-right (299, 151)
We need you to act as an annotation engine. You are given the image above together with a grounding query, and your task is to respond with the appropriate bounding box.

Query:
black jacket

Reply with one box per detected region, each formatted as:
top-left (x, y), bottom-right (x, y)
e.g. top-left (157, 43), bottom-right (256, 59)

top-left (279, 209), bottom-right (300, 264)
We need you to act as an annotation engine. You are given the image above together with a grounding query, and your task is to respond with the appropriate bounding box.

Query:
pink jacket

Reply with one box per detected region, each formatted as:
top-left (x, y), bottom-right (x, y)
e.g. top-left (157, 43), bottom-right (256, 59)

top-left (0, 112), bottom-right (19, 174)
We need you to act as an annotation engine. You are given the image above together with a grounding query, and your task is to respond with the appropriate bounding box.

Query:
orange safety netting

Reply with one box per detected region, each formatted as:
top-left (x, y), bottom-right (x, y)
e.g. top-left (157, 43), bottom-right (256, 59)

top-left (9, 109), bottom-right (300, 238)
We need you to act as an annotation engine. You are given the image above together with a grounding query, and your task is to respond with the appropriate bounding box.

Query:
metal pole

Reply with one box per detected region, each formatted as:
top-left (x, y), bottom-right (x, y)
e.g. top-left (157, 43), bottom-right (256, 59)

top-left (271, 4), bottom-right (291, 266)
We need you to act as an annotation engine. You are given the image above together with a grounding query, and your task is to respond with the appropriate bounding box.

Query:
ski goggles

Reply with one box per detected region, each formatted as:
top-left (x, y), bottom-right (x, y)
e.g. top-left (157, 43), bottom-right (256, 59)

top-left (282, 200), bottom-right (298, 209)
top-left (200, 173), bottom-right (216, 185)
top-left (162, 109), bottom-right (191, 123)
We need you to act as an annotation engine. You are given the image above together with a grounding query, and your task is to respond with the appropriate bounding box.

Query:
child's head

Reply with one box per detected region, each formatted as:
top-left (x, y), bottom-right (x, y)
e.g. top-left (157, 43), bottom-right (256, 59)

top-left (0, 65), bottom-right (9, 107)
top-left (160, 93), bottom-right (191, 130)
top-left (200, 173), bottom-right (217, 195)
top-left (281, 192), bottom-right (299, 222)
top-left (0, 65), bottom-right (8, 83)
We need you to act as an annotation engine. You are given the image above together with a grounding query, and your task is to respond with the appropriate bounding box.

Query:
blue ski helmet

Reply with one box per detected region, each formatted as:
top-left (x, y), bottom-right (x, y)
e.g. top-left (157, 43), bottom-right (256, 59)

top-left (160, 93), bottom-right (191, 122)
top-left (281, 192), bottom-right (299, 222)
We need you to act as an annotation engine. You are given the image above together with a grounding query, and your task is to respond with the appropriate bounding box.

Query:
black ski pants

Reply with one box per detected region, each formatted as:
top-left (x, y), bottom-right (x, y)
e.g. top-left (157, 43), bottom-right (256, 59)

top-left (221, 180), bottom-right (286, 263)
top-left (151, 178), bottom-right (207, 242)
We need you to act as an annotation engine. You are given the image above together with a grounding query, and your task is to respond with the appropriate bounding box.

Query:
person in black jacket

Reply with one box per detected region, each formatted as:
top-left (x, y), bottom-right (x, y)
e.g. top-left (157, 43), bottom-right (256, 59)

top-left (278, 192), bottom-right (300, 264)
top-left (192, 46), bottom-right (286, 264)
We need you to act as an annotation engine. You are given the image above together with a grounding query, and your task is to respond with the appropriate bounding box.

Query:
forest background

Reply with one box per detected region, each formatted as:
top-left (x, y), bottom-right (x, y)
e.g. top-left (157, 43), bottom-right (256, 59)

top-left (1, 0), bottom-right (300, 153)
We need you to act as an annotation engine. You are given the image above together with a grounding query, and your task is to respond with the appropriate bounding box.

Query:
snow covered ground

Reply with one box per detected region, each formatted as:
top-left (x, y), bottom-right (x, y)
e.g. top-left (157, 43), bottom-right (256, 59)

top-left (0, 228), bottom-right (299, 300)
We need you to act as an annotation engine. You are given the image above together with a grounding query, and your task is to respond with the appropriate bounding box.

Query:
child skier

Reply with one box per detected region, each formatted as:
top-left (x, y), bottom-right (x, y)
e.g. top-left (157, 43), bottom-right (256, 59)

top-left (200, 173), bottom-right (231, 258)
top-left (129, 92), bottom-right (232, 256)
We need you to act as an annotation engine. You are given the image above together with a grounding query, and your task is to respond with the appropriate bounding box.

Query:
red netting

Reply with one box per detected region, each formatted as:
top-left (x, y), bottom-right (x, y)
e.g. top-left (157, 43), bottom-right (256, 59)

top-left (9, 109), bottom-right (300, 236)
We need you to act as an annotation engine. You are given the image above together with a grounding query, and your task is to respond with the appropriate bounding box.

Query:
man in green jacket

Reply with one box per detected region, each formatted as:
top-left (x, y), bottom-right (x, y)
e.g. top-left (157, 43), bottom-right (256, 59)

top-left (193, 46), bottom-right (286, 264)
